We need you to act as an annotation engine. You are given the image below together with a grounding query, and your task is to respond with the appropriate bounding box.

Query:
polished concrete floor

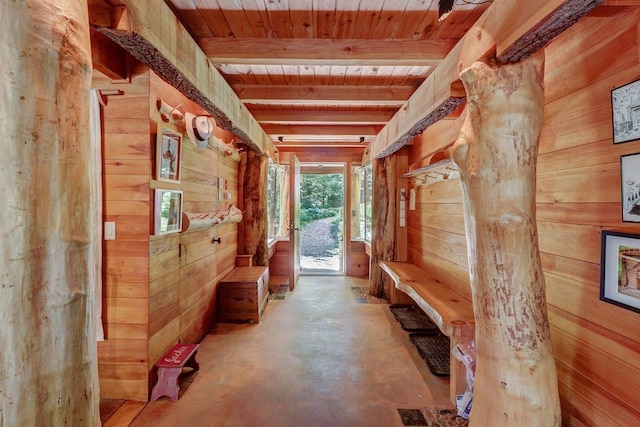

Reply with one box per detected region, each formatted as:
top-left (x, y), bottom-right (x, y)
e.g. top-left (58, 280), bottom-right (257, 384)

top-left (107, 276), bottom-right (452, 427)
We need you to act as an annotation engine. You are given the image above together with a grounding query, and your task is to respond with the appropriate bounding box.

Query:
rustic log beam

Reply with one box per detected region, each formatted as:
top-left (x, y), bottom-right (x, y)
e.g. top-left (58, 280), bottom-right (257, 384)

top-left (0, 1), bottom-right (99, 425)
top-left (368, 156), bottom-right (397, 299)
top-left (498, 0), bottom-right (604, 62)
top-left (451, 51), bottom-right (561, 426)
top-left (372, 0), bottom-right (603, 159)
top-left (90, 0), bottom-right (274, 157)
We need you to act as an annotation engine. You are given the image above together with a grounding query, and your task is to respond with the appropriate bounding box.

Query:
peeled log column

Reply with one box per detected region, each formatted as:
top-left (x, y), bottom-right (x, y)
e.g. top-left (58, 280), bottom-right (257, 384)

top-left (241, 150), bottom-right (269, 266)
top-left (0, 1), bottom-right (99, 425)
top-left (369, 156), bottom-right (397, 299)
top-left (451, 51), bottom-right (561, 426)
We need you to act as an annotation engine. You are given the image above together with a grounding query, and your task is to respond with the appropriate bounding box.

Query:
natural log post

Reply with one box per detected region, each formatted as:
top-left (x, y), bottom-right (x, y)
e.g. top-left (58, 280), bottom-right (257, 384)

top-left (451, 51), bottom-right (561, 426)
top-left (241, 150), bottom-right (269, 266)
top-left (369, 156), bottom-right (397, 299)
top-left (0, 1), bottom-right (99, 426)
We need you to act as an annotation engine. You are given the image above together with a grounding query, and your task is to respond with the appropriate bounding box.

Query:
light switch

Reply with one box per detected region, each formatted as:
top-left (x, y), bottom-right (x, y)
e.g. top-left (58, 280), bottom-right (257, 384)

top-left (104, 222), bottom-right (116, 240)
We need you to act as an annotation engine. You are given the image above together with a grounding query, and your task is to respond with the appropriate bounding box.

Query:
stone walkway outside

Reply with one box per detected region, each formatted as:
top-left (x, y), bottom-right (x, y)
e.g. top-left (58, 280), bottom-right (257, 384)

top-left (300, 217), bottom-right (340, 271)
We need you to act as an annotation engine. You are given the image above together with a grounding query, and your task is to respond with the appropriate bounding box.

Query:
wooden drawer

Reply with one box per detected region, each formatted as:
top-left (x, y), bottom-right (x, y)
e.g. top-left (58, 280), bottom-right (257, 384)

top-left (217, 266), bottom-right (269, 324)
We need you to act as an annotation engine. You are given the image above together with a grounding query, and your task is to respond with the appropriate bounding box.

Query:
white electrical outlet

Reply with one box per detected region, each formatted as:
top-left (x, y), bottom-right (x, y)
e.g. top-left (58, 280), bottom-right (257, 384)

top-left (104, 222), bottom-right (116, 240)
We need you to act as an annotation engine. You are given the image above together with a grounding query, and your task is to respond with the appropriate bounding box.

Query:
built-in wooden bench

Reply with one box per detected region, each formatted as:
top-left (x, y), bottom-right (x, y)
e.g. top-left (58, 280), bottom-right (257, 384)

top-left (379, 261), bottom-right (475, 404)
top-left (217, 266), bottom-right (269, 324)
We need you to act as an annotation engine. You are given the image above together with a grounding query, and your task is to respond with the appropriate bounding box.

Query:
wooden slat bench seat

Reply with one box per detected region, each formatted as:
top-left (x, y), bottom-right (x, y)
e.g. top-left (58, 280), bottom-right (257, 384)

top-left (379, 261), bottom-right (475, 405)
top-left (150, 343), bottom-right (199, 402)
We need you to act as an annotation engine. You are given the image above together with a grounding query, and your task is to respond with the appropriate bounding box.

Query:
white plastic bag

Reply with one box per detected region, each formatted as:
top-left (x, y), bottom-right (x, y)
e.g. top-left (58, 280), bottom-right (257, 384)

top-left (452, 339), bottom-right (476, 419)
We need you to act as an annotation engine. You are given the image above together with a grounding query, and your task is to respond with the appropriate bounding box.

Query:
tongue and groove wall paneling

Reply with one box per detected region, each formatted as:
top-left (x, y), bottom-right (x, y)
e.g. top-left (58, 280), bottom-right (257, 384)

top-left (406, 7), bottom-right (640, 425)
top-left (95, 66), bottom-right (152, 401)
top-left (539, 9), bottom-right (640, 425)
top-left (407, 116), bottom-right (471, 302)
top-left (149, 73), bottom-right (239, 367)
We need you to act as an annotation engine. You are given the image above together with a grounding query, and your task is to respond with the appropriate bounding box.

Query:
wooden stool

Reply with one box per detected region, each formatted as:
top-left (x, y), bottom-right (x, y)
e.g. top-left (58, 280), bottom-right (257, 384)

top-left (150, 343), bottom-right (199, 402)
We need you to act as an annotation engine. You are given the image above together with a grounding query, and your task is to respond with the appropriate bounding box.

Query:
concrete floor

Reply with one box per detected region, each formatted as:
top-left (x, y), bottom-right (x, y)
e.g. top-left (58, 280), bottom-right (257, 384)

top-left (112, 276), bottom-right (452, 427)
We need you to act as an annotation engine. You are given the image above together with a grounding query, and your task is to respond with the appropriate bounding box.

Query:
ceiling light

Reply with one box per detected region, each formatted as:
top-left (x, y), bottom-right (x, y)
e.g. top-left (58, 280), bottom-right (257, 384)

top-left (438, 0), bottom-right (454, 21)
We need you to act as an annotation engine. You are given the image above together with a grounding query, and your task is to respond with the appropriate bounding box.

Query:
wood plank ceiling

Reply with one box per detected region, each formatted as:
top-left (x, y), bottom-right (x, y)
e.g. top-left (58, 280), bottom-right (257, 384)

top-left (165, 0), bottom-right (491, 149)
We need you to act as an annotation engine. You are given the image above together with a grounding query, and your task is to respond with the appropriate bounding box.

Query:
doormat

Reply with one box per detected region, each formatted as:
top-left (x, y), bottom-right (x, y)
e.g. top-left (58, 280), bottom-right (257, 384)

top-left (398, 408), bottom-right (468, 426)
top-left (350, 287), bottom-right (388, 304)
top-left (389, 305), bottom-right (438, 332)
top-left (409, 333), bottom-right (450, 376)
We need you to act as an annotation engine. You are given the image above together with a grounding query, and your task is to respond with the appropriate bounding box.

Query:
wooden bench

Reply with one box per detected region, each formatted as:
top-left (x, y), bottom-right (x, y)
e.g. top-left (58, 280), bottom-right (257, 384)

top-left (217, 266), bottom-right (269, 324)
top-left (150, 343), bottom-right (199, 402)
top-left (379, 261), bottom-right (475, 404)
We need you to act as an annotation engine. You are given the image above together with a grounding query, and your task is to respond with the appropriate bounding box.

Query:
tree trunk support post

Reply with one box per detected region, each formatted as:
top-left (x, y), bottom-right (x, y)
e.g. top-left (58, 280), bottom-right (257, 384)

top-left (240, 150), bottom-right (269, 266)
top-left (451, 51), bottom-right (561, 426)
top-left (0, 1), bottom-right (100, 425)
top-left (369, 155), bottom-right (397, 300)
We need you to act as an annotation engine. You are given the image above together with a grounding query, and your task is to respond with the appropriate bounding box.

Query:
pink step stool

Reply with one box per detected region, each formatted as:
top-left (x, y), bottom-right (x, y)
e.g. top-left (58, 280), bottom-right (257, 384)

top-left (150, 343), bottom-right (200, 402)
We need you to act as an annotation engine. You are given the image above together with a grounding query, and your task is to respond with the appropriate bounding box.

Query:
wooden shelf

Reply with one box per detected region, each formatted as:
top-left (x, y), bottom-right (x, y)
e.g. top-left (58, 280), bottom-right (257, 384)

top-left (402, 158), bottom-right (459, 187)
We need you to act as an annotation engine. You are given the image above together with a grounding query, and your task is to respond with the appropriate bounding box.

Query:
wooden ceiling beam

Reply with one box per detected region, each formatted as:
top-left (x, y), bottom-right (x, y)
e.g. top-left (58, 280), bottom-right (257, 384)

top-left (89, 0), bottom-right (275, 156)
top-left (250, 109), bottom-right (395, 125)
top-left (90, 28), bottom-right (128, 80)
top-left (372, 0), bottom-right (603, 159)
top-left (200, 38), bottom-right (454, 66)
top-left (263, 124), bottom-right (381, 138)
top-left (232, 84), bottom-right (414, 106)
top-left (274, 140), bottom-right (370, 148)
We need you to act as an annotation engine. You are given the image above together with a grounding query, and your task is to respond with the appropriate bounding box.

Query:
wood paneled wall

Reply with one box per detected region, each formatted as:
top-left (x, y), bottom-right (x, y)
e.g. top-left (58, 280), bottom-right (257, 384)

top-left (95, 66), bottom-right (239, 401)
top-left (148, 72), bottom-right (239, 369)
top-left (407, 8), bottom-right (640, 425)
top-left (97, 66), bottom-right (152, 401)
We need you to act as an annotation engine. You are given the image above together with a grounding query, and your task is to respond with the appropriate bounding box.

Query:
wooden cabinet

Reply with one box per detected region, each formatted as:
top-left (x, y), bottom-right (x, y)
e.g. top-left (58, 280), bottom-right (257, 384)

top-left (217, 266), bottom-right (269, 324)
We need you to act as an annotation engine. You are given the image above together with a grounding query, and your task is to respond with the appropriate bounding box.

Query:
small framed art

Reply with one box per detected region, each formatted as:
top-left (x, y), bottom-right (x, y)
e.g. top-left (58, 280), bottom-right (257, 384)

top-left (621, 153), bottom-right (640, 222)
top-left (600, 230), bottom-right (640, 314)
top-left (156, 125), bottom-right (182, 182)
top-left (154, 189), bottom-right (183, 235)
top-left (611, 78), bottom-right (640, 144)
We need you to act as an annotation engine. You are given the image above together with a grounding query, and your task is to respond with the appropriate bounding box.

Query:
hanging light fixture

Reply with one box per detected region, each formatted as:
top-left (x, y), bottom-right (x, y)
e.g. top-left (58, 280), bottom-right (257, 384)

top-left (438, 0), bottom-right (454, 21)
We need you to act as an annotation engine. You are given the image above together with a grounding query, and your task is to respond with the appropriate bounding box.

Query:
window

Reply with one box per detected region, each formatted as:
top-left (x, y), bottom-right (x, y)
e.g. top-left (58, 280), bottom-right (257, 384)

top-left (267, 162), bottom-right (289, 241)
top-left (351, 163), bottom-right (373, 242)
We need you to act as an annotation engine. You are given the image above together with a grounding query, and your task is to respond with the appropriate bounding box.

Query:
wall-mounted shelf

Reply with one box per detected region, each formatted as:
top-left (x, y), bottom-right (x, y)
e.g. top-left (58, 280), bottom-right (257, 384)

top-left (403, 151), bottom-right (459, 187)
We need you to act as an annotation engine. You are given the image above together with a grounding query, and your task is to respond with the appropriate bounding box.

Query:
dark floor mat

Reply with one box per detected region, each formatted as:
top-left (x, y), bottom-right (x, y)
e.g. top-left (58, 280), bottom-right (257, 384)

top-left (409, 333), bottom-right (450, 376)
top-left (350, 287), bottom-right (388, 304)
top-left (389, 305), bottom-right (438, 332)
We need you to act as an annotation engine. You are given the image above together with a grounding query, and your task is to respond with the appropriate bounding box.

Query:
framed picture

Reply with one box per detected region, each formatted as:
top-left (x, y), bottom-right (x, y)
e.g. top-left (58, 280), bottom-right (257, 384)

top-left (154, 189), bottom-right (183, 235)
top-left (622, 153), bottom-right (640, 222)
top-left (156, 125), bottom-right (182, 182)
top-left (600, 230), bottom-right (640, 313)
top-left (611, 79), bottom-right (640, 144)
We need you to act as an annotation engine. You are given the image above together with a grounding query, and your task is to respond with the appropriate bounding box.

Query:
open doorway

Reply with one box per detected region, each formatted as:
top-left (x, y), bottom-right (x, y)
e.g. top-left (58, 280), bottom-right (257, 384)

top-left (299, 163), bottom-right (345, 274)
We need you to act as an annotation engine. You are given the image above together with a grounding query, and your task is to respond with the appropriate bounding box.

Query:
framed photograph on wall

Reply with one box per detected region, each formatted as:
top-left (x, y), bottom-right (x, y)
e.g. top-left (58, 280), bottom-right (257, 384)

top-left (156, 125), bottom-right (182, 182)
top-left (611, 79), bottom-right (640, 144)
top-left (600, 230), bottom-right (640, 314)
top-left (622, 153), bottom-right (640, 222)
top-left (154, 189), bottom-right (183, 235)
